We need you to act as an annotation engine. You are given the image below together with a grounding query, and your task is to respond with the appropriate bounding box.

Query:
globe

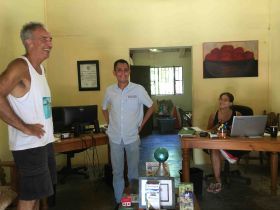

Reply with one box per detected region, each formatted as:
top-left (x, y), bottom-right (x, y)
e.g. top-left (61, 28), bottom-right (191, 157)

top-left (154, 147), bottom-right (169, 163)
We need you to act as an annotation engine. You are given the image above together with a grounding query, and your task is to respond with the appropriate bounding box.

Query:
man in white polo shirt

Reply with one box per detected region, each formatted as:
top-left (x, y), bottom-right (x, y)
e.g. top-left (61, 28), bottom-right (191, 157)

top-left (102, 59), bottom-right (154, 209)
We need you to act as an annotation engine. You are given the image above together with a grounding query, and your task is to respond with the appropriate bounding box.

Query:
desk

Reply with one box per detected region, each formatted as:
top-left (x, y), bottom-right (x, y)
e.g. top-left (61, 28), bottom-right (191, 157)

top-left (53, 133), bottom-right (108, 153)
top-left (51, 133), bottom-right (109, 205)
top-left (181, 136), bottom-right (280, 195)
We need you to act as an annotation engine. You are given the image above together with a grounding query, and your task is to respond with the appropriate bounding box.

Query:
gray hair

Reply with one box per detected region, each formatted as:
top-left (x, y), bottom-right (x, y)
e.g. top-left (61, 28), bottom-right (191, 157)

top-left (20, 22), bottom-right (45, 44)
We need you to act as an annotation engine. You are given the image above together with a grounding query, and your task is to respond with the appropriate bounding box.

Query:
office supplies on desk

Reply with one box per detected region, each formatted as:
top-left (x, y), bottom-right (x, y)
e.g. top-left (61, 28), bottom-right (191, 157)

top-left (209, 132), bottom-right (218, 139)
top-left (270, 126), bottom-right (279, 138)
top-left (199, 132), bottom-right (208, 137)
top-left (178, 127), bottom-right (196, 137)
top-left (190, 127), bottom-right (203, 132)
top-left (264, 131), bottom-right (280, 137)
top-left (230, 115), bottom-right (267, 137)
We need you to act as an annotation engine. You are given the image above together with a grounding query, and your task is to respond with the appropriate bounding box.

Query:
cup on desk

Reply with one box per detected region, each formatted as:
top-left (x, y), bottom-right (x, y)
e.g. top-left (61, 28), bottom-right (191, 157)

top-left (270, 126), bottom-right (278, 138)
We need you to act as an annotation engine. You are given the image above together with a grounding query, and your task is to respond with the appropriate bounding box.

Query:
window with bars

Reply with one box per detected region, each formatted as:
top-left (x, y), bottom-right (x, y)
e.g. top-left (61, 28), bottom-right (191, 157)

top-left (150, 66), bottom-right (183, 95)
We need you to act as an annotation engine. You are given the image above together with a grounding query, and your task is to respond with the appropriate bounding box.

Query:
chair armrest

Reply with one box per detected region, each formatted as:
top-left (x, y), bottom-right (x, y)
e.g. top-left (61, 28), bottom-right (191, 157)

top-left (0, 186), bottom-right (17, 210)
top-left (0, 161), bottom-right (18, 193)
top-left (0, 161), bottom-right (15, 168)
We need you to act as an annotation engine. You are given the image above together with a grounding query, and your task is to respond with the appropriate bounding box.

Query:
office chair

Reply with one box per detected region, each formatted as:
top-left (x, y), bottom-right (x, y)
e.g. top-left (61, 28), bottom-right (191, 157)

top-left (239, 108), bottom-right (274, 169)
top-left (58, 149), bottom-right (89, 184)
top-left (0, 160), bottom-right (18, 209)
top-left (263, 110), bottom-right (280, 129)
top-left (178, 107), bottom-right (192, 127)
top-left (205, 105), bottom-right (252, 185)
top-left (259, 110), bottom-right (280, 167)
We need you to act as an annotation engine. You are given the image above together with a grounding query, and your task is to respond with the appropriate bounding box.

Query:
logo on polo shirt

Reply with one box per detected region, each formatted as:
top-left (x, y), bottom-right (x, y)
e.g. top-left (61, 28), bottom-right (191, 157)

top-left (127, 95), bottom-right (137, 98)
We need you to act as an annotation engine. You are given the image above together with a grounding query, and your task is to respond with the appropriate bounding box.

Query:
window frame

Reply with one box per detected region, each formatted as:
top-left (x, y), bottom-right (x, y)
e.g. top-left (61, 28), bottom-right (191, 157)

top-left (150, 66), bottom-right (183, 96)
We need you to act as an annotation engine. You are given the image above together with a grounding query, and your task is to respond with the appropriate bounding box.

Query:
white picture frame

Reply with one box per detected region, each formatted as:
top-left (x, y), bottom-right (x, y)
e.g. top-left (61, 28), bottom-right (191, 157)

top-left (139, 176), bottom-right (175, 209)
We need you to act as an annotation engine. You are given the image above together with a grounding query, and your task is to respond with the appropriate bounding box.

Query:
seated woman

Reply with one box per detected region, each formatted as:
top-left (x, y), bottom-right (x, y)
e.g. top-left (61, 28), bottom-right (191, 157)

top-left (206, 92), bottom-right (245, 193)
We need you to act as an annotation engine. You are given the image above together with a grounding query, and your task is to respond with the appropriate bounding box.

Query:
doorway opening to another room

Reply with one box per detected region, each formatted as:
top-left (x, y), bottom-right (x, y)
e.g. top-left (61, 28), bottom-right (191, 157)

top-left (129, 47), bottom-right (192, 135)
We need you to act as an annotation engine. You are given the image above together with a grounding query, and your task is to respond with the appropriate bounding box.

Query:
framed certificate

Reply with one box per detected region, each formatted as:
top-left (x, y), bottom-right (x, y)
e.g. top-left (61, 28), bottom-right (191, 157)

top-left (77, 60), bottom-right (100, 91)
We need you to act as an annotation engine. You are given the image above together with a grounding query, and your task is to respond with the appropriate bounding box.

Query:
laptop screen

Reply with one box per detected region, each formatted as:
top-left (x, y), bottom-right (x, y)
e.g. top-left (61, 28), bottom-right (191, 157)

top-left (230, 115), bottom-right (267, 137)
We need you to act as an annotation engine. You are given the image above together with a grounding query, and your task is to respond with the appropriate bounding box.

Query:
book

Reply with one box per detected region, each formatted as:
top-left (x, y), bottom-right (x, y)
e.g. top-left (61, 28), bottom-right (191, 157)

top-left (145, 162), bottom-right (169, 176)
top-left (178, 127), bottom-right (196, 137)
top-left (179, 183), bottom-right (194, 210)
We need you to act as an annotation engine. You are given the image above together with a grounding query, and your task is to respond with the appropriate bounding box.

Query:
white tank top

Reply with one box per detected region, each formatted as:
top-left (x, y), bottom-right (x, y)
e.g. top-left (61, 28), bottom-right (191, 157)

top-left (7, 56), bottom-right (54, 151)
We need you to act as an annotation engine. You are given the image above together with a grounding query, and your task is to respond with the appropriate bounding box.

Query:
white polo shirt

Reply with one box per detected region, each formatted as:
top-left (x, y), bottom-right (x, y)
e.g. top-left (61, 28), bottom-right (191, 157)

top-left (102, 82), bottom-right (153, 145)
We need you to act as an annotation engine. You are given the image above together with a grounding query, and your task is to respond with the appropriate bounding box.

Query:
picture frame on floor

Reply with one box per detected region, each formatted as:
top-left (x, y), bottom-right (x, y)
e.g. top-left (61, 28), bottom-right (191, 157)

top-left (139, 176), bottom-right (175, 209)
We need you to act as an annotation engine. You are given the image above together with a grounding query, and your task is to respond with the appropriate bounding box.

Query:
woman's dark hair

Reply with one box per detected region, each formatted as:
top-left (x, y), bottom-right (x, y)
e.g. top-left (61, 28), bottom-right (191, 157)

top-left (219, 92), bottom-right (234, 102)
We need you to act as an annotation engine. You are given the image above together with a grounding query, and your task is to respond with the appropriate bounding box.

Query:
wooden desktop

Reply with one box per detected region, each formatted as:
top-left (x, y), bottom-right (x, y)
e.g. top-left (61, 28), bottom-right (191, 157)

top-left (53, 132), bottom-right (109, 181)
top-left (53, 133), bottom-right (109, 153)
top-left (180, 135), bottom-right (280, 195)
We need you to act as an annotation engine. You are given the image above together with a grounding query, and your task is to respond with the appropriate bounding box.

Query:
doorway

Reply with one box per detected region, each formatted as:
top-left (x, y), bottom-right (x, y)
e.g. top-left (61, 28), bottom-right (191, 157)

top-left (129, 47), bottom-right (192, 129)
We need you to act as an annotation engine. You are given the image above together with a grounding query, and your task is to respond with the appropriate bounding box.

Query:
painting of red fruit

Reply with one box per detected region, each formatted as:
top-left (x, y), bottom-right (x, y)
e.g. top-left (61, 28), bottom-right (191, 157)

top-left (203, 41), bottom-right (258, 78)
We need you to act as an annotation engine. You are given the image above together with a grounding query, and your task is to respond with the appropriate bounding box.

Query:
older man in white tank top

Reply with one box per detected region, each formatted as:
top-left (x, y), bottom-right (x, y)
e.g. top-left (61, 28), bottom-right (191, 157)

top-left (0, 22), bottom-right (56, 210)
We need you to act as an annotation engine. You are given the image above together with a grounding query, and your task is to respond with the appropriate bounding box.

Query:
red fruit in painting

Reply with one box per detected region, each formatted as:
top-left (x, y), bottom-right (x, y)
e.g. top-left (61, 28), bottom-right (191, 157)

top-left (206, 45), bottom-right (255, 62)
top-left (205, 48), bottom-right (221, 61)
top-left (205, 53), bottom-right (220, 61)
top-left (211, 48), bottom-right (221, 55)
top-left (232, 53), bottom-right (246, 61)
top-left (221, 45), bottom-right (234, 52)
top-left (244, 51), bottom-right (254, 60)
top-left (220, 51), bottom-right (232, 61)
top-left (233, 47), bottom-right (244, 54)
top-left (232, 49), bottom-right (246, 61)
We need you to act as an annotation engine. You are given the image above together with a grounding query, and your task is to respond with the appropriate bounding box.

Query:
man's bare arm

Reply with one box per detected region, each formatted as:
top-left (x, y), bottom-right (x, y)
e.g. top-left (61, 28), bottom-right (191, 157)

top-left (0, 59), bottom-right (45, 138)
top-left (139, 104), bottom-right (155, 132)
top-left (102, 109), bottom-right (109, 125)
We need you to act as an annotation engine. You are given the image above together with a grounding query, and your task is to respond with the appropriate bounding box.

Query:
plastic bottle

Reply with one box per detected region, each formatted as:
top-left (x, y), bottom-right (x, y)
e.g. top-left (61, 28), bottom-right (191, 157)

top-left (218, 123), bottom-right (227, 139)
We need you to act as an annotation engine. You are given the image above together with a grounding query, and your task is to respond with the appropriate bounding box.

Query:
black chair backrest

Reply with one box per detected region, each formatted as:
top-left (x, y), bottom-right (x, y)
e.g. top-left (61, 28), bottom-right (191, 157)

top-left (263, 110), bottom-right (279, 127)
top-left (231, 105), bottom-right (253, 116)
top-left (178, 107), bottom-right (192, 127)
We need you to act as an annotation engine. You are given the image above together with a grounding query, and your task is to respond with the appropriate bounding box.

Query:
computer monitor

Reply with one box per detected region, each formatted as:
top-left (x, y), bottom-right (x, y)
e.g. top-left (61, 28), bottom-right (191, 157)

top-left (230, 115), bottom-right (267, 137)
top-left (52, 105), bottom-right (99, 134)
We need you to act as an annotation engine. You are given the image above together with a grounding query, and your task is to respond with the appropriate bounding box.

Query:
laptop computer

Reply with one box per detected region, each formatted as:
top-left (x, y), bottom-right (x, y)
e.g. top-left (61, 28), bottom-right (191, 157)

top-left (230, 115), bottom-right (267, 138)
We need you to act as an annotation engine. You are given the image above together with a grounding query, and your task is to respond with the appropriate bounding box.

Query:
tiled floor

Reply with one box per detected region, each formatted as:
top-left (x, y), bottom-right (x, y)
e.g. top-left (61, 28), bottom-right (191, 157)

top-left (50, 132), bottom-right (280, 210)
